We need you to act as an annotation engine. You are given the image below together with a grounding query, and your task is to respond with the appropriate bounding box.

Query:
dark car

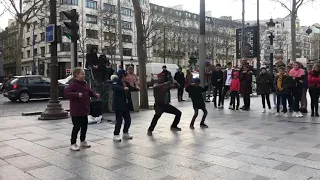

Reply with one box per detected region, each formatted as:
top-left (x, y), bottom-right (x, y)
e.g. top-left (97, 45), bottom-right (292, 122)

top-left (3, 75), bottom-right (67, 102)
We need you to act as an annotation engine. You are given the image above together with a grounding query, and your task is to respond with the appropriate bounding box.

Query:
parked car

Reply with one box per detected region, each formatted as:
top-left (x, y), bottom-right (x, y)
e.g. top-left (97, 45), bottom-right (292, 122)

top-left (2, 75), bottom-right (67, 102)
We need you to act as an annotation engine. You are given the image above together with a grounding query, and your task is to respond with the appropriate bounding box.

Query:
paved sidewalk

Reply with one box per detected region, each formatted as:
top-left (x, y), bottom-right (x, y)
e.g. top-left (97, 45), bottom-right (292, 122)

top-left (1, 97), bottom-right (320, 180)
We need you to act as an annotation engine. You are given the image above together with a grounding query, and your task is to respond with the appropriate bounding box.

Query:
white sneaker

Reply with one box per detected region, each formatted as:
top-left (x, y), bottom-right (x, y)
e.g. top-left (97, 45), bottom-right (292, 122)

top-left (218, 105), bottom-right (224, 109)
top-left (113, 135), bottom-right (122, 142)
top-left (269, 109), bottom-right (274, 114)
top-left (292, 112), bottom-right (299, 118)
top-left (284, 113), bottom-right (289, 118)
top-left (275, 113), bottom-right (280, 117)
top-left (262, 108), bottom-right (266, 113)
top-left (70, 144), bottom-right (80, 151)
top-left (297, 112), bottom-right (303, 117)
top-left (122, 133), bottom-right (133, 140)
top-left (80, 141), bottom-right (91, 148)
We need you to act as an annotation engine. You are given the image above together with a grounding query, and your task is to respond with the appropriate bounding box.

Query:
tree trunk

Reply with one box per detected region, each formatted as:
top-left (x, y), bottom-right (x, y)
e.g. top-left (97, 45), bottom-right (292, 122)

top-left (132, 0), bottom-right (149, 109)
top-left (16, 25), bottom-right (24, 75)
top-left (291, 0), bottom-right (297, 62)
top-left (225, 48), bottom-right (229, 64)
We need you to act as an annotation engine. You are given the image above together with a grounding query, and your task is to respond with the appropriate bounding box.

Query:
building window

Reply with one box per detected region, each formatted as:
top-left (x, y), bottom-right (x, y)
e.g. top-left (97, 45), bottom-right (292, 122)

top-left (122, 21), bottom-right (132, 30)
top-left (86, 14), bottom-right (98, 24)
top-left (60, 43), bottom-right (71, 52)
top-left (122, 34), bottom-right (132, 43)
top-left (34, 48), bottom-right (37, 56)
top-left (27, 50), bottom-right (31, 58)
top-left (40, 33), bottom-right (45, 41)
top-left (105, 46), bottom-right (116, 55)
top-left (123, 48), bottom-right (132, 56)
top-left (61, 0), bottom-right (78, 5)
top-left (26, 37), bottom-right (30, 45)
top-left (86, 29), bottom-right (98, 39)
top-left (86, 0), bottom-right (97, 9)
top-left (103, 3), bottom-right (115, 13)
top-left (40, 47), bottom-right (45, 56)
top-left (104, 18), bottom-right (116, 26)
top-left (121, 8), bottom-right (132, 16)
top-left (86, 44), bottom-right (98, 53)
top-left (104, 32), bottom-right (116, 41)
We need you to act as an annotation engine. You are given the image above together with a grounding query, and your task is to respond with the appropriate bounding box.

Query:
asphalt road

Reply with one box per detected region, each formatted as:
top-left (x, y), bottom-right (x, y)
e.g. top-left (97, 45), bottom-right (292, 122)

top-left (0, 89), bottom-right (182, 117)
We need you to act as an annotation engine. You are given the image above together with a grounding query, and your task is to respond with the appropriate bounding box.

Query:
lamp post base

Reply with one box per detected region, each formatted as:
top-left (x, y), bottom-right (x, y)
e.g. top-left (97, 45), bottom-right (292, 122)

top-left (38, 100), bottom-right (69, 120)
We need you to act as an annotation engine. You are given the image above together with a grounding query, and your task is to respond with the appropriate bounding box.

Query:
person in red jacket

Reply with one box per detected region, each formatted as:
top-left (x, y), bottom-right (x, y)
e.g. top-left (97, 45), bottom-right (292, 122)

top-left (65, 67), bottom-right (100, 151)
top-left (308, 64), bottom-right (320, 117)
top-left (229, 71), bottom-right (240, 110)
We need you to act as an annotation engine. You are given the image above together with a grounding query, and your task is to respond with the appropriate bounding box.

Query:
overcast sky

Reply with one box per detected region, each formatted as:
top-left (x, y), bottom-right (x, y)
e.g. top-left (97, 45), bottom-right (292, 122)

top-left (0, 0), bottom-right (319, 29)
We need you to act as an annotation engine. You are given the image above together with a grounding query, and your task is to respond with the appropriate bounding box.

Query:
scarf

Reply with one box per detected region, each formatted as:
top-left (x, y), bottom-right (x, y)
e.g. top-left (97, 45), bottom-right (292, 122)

top-left (277, 74), bottom-right (283, 90)
top-left (289, 68), bottom-right (304, 78)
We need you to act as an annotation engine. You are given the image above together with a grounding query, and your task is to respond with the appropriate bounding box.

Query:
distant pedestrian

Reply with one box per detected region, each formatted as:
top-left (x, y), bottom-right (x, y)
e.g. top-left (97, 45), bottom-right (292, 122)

top-left (289, 62), bottom-right (305, 118)
top-left (300, 66), bottom-right (308, 113)
top-left (148, 73), bottom-right (181, 136)
top-left (211, 64), bottom-right (223, 108)
top-left (186, 78), bottom-right (208, 129)
top-left (65, 67), bottom-right (100, 151)
top-left (229, 71), bottom-right (240, 110)
top-left (174, 67), bottom-right (186, 102)
top-left (286, 65), bottom-right (294, 112)
top-left (111, 75), bottom-right (133, 142)
top-left (308, 64), bottom-right (320, 117)
top-left (274, 67), bottom-right (290, 117)
top-left (185, 69), bottom-right (193, 101)
top-left (256, 67), bottom-right (273, 113)
top-left (240, 65), bottom-right (253, 111)
top-left (220, 62), bottom-right (234, 109)
top-left (271, 69), bottom-right (277, 109)
top-left (204, 60), bottom-right (214, 102)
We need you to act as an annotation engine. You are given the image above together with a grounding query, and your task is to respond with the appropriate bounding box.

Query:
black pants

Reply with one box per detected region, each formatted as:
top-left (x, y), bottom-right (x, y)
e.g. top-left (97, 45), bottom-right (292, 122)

top-left (220, 86), bottom-right (230, 106)
top-left (287, 91), bottom-right (293, 109)
top-left (292, 88), bottom-right (302, 112)
top-left (213, 87), bottom-right (222, 106)
top-left (114, 111), bottom-right (131, 135)
top-left (309, 88), bottom-right (320, 114)
top-left (261, 94), bottom-right (271, 109)
top-left (177, 87), bottom-right (184, 101)
top-left (242, 94), bottom-right (251, 109)
top-left (191, 108), bottom-right (208, 125)
top-left (71, 116), bottom-right (88, 145)
top-left (277, 94), bottom-right (287, 113)
top-left (230, 91), bottom-right (240, 108)
top-left (148, 103), bottom-right (181, 131)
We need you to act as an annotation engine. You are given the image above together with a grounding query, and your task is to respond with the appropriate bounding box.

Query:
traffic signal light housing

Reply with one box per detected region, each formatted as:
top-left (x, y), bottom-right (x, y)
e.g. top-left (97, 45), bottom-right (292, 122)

top-left (62, 9), bottom-right (79, 42)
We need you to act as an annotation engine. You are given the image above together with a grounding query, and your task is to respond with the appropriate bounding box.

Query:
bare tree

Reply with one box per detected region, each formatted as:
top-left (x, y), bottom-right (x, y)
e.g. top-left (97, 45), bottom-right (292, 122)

top-left (272, 0), bottom-right (315, 62)
top-left (219, 27), bottom-right (235, 65)
top-left (132, 0), bottom-right (148, 108)
top-left (0, 0), bottom-right (45, 75)
top-left (311, 33), bottom-right (320, 60)
top-left (274, 30), bottom-right (290, 60)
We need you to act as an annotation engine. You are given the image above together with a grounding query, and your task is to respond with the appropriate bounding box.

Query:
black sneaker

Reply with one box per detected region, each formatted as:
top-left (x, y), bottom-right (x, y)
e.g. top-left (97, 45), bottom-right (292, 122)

top-left (200, 123), bottom-right (209, 128)
top-left (236, 107), bottom-right (239, 110)
top-left (189, 124), bottom-right (195, 129)
top-left (231, 107), bottom-right (235, 110)
top-left (147, 130), bottom-right (153, 136)
top-left (170, 127), bottom-right (182, 131)
top-left (311, 113), bottom-right (315, 117)
top-left (316, 113), bottom-right (320, 117)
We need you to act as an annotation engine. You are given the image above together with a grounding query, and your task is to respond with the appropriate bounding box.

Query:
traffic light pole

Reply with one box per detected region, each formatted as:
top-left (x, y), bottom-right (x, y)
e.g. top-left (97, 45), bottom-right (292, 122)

top-left (117, 0), bottom-right (124, 68)
top-left (71, 42), bottom-right (76, 70)
top-left (199, 0), bottom-right (205, 88)
top-left (39, 0), bottom-right (68, 120)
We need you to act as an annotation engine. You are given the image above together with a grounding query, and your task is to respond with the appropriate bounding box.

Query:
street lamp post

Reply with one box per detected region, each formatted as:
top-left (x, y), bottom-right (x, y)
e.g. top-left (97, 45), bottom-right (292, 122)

top-left (163, 26), bottom-right (166, 63)
top-left (267, 18), bottom-right (276, 75)
top-left (39, 0), bottom-right (68, 120)
top-left (199, 0), bottom-right (206, 87)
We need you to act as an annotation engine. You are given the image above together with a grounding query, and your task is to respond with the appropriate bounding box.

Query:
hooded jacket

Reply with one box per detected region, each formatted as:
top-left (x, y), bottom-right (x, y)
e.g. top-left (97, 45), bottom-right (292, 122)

top-left (85, 47), bottom-right (99, 69)
top-left (230, 72), bottom-right (240, 92)
top-left (186, 84), bottom-right (208, 109)
top-left (308, 70), bottom-right (320, 89)
top-left (256, 72), bottom-right (273, 95)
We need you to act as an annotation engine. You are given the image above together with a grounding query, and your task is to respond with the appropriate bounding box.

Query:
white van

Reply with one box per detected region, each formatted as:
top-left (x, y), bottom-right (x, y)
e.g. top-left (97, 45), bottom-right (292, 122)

top-left (146, 63), bottom-right (179, 87)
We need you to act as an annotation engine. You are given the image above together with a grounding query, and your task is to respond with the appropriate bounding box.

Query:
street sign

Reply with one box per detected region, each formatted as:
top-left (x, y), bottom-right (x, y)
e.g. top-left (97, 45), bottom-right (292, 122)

top-left (266, 45), bottom-right (274, 54)
top-left (46, 24), bottom-right (55, 43)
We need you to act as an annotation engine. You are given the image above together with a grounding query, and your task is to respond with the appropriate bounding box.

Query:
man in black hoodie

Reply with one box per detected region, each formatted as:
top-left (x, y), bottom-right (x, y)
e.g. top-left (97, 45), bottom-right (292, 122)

top-left (211, 64), bottom-right (223, 108)
top-left (85, 47), bottom-right (99, 80)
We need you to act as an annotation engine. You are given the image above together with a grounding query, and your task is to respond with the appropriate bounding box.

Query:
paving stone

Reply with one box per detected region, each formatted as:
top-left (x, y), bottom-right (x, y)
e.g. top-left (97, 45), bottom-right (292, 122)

top-left (233, 154), bottom-right (282, 168)
top-left (68, 164), bottom-right (133, 180)
top-left (287, 165), bottom-right (320, 178)
top-left (40, 154), bottom-right (90, 170)
top-left (35, 139), bottom-right (69, 148)
top-left (283, 132), bottom-right (295, 135)
top-left (28, 165), bottom-right (77, 180)
top-left (0, 146), bottom-right (23, 158)
top-left (158, 175), bottom-right (178, 180)
top-left (15, 133), bottom-right (47, 141)
top-left (0, 159), bottom-right (8, 166)
top-left (201, 164), bottom-right (256, 180)
top-left (5, 155), bottom-right (47, 169)
top-left (115, 164), bottom-right (167, 180)
top-left (295, 152), bottom-right (312, 159)
top-left (115, 152), bottom-right (168, 169)
top-left (267, 137), bottom-right (281, 142)
top-left (0, 131), bottom-right (19, 142)
top-left (230, 131), bottom-right (244, 135)
top-left (252, 176), bottom-right (270, 180)
top-left (308, 154), bottom-right (320, 161)
top-left (273, 162), bottom-right (295, 171)
top-left (19, 145), bottom-right (60, 158)
top-left (299, 127), bottom-right (309, 130)
top-left (3, 139), bottom-right (36, 149)
top-left (0, 165), bottom-right (37, 180)
top-left (223, 152), bottom-right (242, 159)
top-left (247, 144), bottom-right (263, 149)
top-left (81, 154), bottom-right (128, 170)
top-left (189, 162), bottom-right (214, 171)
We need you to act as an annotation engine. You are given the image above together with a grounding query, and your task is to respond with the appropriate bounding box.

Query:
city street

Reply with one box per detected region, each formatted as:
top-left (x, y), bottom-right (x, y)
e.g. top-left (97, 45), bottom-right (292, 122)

top-left (1, 96), bottom-right (320, 179)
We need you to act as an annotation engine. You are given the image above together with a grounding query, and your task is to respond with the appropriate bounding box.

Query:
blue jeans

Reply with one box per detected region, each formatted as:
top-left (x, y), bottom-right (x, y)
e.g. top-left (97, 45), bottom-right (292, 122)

top-left (277, 94), bottom-right (287, 113)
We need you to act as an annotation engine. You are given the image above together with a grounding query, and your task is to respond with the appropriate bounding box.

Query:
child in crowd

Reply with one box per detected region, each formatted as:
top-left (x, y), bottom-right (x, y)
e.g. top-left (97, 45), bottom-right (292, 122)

top-left (289, 62), bottom-right (305, 118)
top-left (65, 67), bottom-right (100, 151)
top-left (286, 65), bottom-right (294, 112)
top-left (274, 67), bottom-right (290, 117)
top-left (186, 78), bottom-right (209, 129)
top-left (229, 71), bottom-right (240, 110)
top-left (111, 75), bottom-right (133, 142)
top-left (257, 67), bottom-right (273, 113)
top-left (308, 64), bottom-right (320, 117)
top-left (211, 63), bottom-right (223, 108)
top-left (271, 69), bottom-right (277, 109)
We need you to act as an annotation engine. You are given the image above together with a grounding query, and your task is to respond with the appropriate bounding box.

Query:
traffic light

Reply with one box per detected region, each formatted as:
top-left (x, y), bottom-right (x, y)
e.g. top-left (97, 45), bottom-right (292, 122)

top-left (62, 9), bottom-right (79, 42)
